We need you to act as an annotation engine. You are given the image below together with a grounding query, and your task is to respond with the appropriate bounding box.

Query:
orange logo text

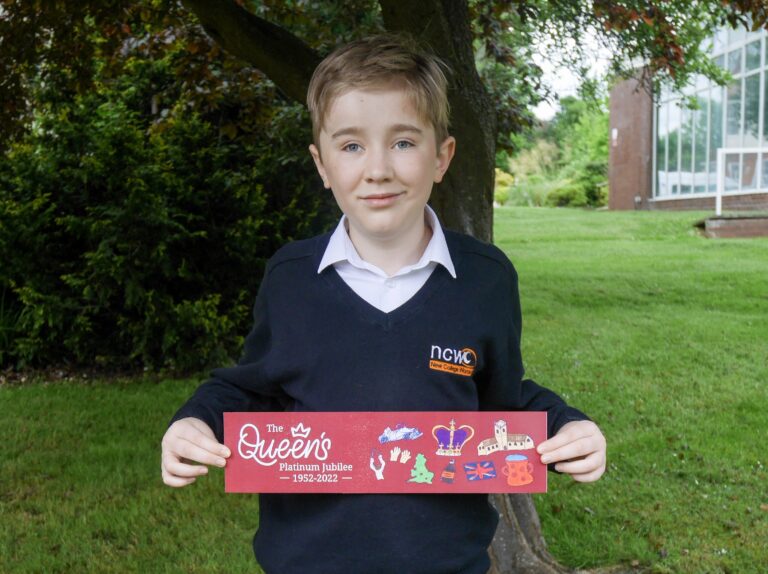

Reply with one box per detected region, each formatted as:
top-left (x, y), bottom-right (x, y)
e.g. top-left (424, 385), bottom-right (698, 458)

top-left (429, 345), bottom-right (477, 377)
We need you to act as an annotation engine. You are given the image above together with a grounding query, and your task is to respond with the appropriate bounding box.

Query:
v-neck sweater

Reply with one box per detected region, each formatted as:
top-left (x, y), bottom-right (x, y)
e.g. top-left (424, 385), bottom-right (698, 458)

top-left (171, 229), bottom-right (588, 574)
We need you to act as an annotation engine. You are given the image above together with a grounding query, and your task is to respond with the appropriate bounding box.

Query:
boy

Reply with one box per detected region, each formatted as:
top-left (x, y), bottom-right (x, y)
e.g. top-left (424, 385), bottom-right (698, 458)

top-left (161, 34), bottom-right (606, 574)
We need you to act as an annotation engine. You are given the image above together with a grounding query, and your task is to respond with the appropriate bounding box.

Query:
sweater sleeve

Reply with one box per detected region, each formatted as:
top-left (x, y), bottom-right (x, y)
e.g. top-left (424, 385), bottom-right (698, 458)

top-left (479, 259), bottom-right (589, 439)
top-left (169, 271), bottom-right (288, 442)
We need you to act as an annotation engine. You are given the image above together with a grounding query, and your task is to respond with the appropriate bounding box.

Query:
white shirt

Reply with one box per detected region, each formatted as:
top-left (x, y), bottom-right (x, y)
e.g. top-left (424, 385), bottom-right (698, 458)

top-left (317, 206), bottom-right (457, 312)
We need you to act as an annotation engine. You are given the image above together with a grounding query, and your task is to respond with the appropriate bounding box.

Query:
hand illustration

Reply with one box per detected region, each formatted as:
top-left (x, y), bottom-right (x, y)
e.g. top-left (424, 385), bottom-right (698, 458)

top-left (399, 449), bottom-right (411, 464)
top-left (390, 446), bottom-right (401, 462)
top-left (370, 451), bottom-right (386, 480)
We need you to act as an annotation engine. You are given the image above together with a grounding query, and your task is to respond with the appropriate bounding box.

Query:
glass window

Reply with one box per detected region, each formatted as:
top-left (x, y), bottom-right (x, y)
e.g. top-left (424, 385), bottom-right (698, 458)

top-left (725, 152), bottom-right (740, 191)
top-left (714, 29), bottom-right (728, 54)
top-left (668, 104), bottom-right (681, 194)
top-left (764, 71), bottom-right (768, 141)
top-left (681, 107), bottom-right (694, 194)
top-left (656, 105), bottom-right (668, 196)
top-left (715, 54), bottom-right (725, 71)
top-left (694, 95), bottom-right (708, 193)
top-left (725, 78), bottom-right (743, 147)
top-left (729, 26), bottom-right (746, 46)
top-left (744, 73), bottom-right (760, 145)
top-left (762, 154), bottom-right (768, 188)
top-left (728, 49), bottom-right (742, 75)
top-left (746, 40), bottom-right (761, 71)
top-left (709, 86), bottom-right (724, 192)
top-left (742, 153), bottom-right (758, 190)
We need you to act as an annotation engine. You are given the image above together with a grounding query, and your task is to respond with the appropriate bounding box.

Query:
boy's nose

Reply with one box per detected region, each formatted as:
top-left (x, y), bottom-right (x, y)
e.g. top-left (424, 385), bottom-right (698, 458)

top-left (364, 148), bottom-right (393, 183)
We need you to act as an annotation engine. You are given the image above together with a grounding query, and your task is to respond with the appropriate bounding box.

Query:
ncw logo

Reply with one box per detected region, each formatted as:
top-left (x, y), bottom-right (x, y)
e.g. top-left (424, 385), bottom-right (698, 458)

top-left (429, 344), bottom-right (477, 377)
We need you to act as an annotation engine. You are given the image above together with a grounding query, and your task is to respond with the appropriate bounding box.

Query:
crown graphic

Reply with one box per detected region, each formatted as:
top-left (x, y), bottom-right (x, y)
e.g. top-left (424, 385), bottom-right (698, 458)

top-left (431, 419), bottom-right (475, 457)
top-left (291, 423), bottom-right (311, 439)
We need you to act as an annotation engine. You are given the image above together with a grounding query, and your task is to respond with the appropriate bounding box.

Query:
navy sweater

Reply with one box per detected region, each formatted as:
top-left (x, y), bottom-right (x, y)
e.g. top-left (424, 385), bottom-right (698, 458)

top-left (172, 230), bottom-right (587, 574)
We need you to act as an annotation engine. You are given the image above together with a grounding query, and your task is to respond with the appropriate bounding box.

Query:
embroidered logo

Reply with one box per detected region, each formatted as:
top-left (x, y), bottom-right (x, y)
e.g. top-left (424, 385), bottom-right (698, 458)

top-left (429, 344), bottom-right (477, 377)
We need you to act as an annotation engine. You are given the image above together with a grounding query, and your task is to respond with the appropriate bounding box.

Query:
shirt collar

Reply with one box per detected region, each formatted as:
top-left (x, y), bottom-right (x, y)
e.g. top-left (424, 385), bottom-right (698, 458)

top-left (317, 205), bottom-right (456, 278)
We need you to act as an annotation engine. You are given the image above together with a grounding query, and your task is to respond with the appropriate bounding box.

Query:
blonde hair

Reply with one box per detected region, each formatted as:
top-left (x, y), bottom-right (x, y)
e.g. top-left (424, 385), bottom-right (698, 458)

top-left (307, 34), bottom-right (451, 146)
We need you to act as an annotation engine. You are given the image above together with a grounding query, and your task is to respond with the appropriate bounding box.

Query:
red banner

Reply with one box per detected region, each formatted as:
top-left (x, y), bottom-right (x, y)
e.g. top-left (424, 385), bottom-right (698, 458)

top-left (224, 411), bottom-right (547, 494)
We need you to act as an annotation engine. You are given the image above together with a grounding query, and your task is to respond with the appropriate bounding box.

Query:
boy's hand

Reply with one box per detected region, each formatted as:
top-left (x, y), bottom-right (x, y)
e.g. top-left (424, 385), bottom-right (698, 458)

top-left (536, 420), bottom-right (606, 483)
top-left (161, 417), bottom-right (231, 488)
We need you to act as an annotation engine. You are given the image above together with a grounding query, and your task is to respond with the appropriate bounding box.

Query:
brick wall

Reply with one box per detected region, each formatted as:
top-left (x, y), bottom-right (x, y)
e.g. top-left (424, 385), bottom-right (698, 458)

top-left (608, 73), bottom-right (654, 210)
top-left (648, 193), bottom-right (768, 211)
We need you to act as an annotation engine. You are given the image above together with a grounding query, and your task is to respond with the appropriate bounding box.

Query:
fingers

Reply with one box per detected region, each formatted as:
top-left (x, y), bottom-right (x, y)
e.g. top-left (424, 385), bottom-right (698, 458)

top-left (538, 421), bottom-right (604, 460)
top-left (175, 420), bottom-right (231, 459)
top-left (162, 452), bottom-right (212, 478)
top-left (175, 437), bottom-right (228, 468)
top-left (161, 461), bottom-right (202, 488)
top-left (570, 467), bottom-right (606, 483)
top-left (537, 420), bottom-right (607, 482)
top-left (552, 451), bottom-right (606, 481)
top-left (566, 455), bottom-right (606, 483)
top-left (540, 434), bottom-right (601, 465)
top-left (160, 418), bottom-right (230, 488)
top-left (538, 420), bottom-right (600, 454)
top-left (162, 473), bottom-right (198, 488)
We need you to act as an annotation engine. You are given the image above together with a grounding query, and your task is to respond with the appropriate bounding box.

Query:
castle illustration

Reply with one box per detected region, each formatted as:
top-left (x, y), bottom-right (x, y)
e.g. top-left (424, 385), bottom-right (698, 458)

top-left (477, 420), bottom-right (534, 455)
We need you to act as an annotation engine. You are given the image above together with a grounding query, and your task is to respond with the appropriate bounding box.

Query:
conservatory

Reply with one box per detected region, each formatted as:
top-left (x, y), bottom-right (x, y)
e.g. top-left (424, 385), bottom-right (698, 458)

top-left (653, 26), bottom-right (768, 201)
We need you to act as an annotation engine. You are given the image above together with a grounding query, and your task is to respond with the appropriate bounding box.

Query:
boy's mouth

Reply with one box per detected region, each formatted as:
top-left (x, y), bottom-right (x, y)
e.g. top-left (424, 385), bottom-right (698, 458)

top-left (360, 192), bottom-right (405, 205)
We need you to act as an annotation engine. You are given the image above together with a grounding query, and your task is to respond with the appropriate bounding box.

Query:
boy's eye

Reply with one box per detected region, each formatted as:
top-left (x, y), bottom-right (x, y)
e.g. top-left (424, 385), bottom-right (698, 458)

top-left (394, 140), bottom-right (414, 150)
top-left (342, 143), bottom-right (361, 152)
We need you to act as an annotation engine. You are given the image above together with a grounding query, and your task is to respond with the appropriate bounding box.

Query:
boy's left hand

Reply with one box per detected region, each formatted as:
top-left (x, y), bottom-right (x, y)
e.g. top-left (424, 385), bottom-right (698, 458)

top-left (537, 420), bottom-right (606, 483)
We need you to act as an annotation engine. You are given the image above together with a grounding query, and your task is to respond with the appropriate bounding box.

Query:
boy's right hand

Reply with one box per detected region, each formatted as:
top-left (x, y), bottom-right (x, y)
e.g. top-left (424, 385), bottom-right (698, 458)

top-left (161, 417), bottom-right (231, 487)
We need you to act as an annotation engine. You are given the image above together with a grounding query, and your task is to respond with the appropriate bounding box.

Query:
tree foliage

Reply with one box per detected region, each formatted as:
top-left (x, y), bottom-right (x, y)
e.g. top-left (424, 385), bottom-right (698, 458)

top-left (1, 0), bottom-right (765, 367)
top-left (500, 97), bottom-right (609, 208)
top-left (3, 1), bottom-right (764, 153)
top-left (0, 1), bottom-right (334, 370)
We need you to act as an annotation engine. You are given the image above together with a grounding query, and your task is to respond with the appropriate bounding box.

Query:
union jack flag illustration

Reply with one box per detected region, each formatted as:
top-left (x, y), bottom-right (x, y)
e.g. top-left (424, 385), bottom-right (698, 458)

top-left (463, 461), bottom-right (497, 481)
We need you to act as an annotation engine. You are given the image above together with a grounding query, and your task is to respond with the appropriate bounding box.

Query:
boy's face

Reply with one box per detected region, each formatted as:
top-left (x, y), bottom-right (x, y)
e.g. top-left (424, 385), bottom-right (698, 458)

top-left (309, 88), bottom-right (454, 247)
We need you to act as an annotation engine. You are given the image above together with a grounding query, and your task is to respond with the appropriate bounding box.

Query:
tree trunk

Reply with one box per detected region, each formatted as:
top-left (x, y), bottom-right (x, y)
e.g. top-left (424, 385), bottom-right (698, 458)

top-left (182, 1), bottom-right (570, 571)
top-left (379, 0), bottom-right (495, 242)
top-left (488, 494), bottom-right (571, 574)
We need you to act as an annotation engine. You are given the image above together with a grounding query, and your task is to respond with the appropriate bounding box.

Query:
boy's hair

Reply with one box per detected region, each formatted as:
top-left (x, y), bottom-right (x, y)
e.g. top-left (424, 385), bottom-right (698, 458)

top-left (307, 34), bottom-right (451, 146)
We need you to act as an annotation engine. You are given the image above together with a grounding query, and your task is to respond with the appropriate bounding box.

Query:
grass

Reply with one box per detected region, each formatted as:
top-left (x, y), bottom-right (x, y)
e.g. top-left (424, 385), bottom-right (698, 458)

top-left (1, 207), bottom-right (766, 573)
top-left (494, 207), bottom-right (768, 573)
top-left (0, 378), bottom-right (261, 573)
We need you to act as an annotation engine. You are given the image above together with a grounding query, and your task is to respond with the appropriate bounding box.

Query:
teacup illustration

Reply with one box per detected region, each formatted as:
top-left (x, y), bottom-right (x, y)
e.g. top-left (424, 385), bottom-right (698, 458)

top-left (501, 454), bottom-right (534, 486)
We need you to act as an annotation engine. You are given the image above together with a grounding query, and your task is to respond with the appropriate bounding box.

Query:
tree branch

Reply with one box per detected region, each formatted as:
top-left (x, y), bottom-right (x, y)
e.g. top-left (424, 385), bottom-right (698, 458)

top-left (181, 0), bottom-right (320, 103)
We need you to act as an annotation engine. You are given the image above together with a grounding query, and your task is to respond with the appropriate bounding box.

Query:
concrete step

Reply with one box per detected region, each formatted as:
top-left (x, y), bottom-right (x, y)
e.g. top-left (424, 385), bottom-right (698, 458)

top-left (695, 216), bottom-right (768, 238)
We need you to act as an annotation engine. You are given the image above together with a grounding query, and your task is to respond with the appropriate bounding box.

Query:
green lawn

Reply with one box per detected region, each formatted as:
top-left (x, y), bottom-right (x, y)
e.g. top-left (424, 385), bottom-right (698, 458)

top-left (494, 207), bottom-right (768, 573)
top-left (0, 378), bottom-right (261, 573)
top-left (1, 207), bottom-right (766, 573)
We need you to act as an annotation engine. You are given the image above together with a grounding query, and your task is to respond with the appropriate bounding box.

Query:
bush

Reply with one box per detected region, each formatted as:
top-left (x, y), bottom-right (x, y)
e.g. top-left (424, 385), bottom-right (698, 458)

top-left (545, 181), bottom-right (589, 207)
top-left (494, 168), bottom-right (514, 205)
top-left (502, 176), bottom-right (557, 207)
top-left (0, 93), bottom-right (327, 371)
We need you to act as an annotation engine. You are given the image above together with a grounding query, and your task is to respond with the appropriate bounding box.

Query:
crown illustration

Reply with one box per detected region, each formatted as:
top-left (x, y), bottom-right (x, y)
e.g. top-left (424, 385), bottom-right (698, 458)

top-left (432, 419), bottom-right (475, 456)
top-left (291, 423), bottom-right (311, 439)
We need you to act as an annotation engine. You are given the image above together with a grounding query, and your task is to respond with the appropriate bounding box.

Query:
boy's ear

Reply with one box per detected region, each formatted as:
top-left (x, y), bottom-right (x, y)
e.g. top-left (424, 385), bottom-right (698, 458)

top-left (309, 144), bottom-right (331, 189)
top-left (434, 136), bottom-right (456, 184)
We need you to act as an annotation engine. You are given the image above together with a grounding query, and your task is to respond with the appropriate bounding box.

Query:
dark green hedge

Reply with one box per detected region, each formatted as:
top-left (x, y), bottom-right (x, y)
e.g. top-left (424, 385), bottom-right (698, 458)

top-left (0, 92), bottom-right (331, 371)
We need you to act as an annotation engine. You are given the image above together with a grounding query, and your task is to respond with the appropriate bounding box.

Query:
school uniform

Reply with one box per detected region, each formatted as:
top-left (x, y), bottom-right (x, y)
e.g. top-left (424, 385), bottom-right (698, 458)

top-left (172, 207), bottom-right (587, 574)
